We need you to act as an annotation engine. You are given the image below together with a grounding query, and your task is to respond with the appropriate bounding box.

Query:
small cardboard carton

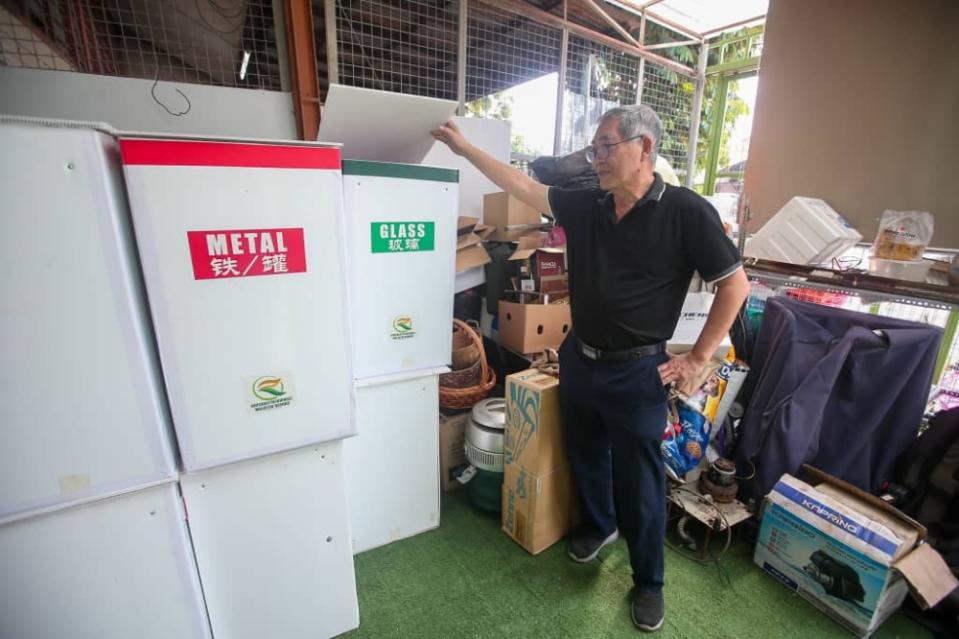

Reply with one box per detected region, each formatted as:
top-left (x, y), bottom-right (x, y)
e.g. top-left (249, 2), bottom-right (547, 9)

top-left (502, 370), bottom-right (578, 554)
top-left (439, 412), bottom-right (470, 492)
top-left (755, 466), bottom-right (957, 637)
top-left (498, 295), bottom-right (572, 355)
top-left (483, 192), bottom-right (543, 228)
top-left (488, 225), bottom-right (545, 243)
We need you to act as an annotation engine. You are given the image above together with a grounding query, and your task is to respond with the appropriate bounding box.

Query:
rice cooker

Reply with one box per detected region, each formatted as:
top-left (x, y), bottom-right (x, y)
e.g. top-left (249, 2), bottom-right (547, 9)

top-left (463, 397), bottom-right (506, 513)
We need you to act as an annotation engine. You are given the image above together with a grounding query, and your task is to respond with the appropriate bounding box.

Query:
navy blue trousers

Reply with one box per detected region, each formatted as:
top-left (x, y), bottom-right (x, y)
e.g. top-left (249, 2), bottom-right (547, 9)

top-left (558, 335), bottom-right (668, 593)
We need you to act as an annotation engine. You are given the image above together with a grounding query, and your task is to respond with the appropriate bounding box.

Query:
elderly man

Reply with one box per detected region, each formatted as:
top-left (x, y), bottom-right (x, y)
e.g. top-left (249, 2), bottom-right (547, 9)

top-left (432, 105), bottom-right (749, 632)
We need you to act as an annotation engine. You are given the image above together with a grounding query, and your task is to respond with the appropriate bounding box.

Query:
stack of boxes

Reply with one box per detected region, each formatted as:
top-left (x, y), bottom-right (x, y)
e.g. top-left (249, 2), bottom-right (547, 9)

top-left (501, 370), bottom-right (578, 554)
top-left (0, 122), bottom-right (209, 638)
top-left (339, 160), bottom-right (459, 554)
top-left (481, 192), bottom-right (572, 356)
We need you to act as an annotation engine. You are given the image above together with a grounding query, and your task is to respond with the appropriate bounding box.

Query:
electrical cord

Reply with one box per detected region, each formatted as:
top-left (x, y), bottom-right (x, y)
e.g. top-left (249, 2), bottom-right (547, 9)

top-left (151, 69), bottom-right (191, 117)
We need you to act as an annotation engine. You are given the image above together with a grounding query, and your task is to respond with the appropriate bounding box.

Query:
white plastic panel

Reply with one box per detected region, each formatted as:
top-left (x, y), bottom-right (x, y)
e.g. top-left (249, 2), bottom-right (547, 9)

top-left (344, 374), bottom-right (440, 553)
top-left (120, 138), bottom-right (355, 470)
top-left (180, 442), bottom-right (359, 639)
top-left (0, 483), bottom-right (210, 639)
top-left (343, 168), bottom-right (456, 379)
top-left (0, 121), bottom-right (177, 520)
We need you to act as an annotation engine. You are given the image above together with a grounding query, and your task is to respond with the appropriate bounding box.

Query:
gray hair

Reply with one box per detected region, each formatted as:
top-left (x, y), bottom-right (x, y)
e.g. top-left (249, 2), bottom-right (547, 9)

top-left (597, 105), bottom-right (663, 164)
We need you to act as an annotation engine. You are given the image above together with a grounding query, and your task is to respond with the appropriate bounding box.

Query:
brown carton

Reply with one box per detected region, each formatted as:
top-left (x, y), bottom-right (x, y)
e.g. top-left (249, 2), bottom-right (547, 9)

top-left (483, 192), bottom-right (543, 227)
top-left (497, 297), bottom-right (571, 355)
top-left (504, 370), bottom-right (567, 476)
top-left (502, 464), bottom-right (578, 555)
top-left (501, 370), bottom-right (578, 554)
top-left (439, 413), bottom-right (469, 492)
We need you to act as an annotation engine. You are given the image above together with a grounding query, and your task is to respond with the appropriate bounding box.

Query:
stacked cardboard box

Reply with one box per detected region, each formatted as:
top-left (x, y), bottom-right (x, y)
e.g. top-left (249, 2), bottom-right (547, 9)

top-left (508, 235), bottom-right (568, 299)
top-left (456, 216), bottom-right (493, 275)
top-left (483, 191), bottom-right (572, 356)
top-left (483, 192), bottom-right (546, 241)
top-left (502, 370), bottom-right (578, 554)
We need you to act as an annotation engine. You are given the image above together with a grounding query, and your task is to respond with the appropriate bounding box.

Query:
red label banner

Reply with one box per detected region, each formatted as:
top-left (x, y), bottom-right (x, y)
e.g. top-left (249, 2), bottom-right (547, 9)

top-left (187, 228), bottom-right (306, 280)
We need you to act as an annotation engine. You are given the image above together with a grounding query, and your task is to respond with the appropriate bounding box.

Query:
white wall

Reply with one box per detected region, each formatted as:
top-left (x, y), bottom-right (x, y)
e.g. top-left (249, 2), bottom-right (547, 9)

top-left (0, 67), bottom-right (297, 139)
top-left (745, 0), bottom-right (959, 246)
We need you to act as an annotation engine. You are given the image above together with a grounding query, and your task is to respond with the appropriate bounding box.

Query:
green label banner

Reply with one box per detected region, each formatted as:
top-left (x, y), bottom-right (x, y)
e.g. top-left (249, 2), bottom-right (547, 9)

top-left (371, 221), bottom-right (435, 253)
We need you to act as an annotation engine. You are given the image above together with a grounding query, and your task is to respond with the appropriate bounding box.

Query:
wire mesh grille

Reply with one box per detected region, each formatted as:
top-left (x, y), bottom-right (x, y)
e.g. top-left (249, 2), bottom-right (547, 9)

top-left (465, 1), bottom-right (560, 104)
top-left (560, 34), bottom-right (638, 154)
top-left (640, 61), bottom-right (693, 177)
top-left (0, 0), bottom-right (282, 89)
top-left (334, 0), bottom-right (458, 100)
top-left (746, 271), bottom-right (959, 413)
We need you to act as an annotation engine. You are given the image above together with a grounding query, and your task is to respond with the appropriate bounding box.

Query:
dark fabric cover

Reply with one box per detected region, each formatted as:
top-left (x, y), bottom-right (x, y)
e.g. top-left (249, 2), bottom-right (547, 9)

top-left (735, 296), bottom-right (942, 503)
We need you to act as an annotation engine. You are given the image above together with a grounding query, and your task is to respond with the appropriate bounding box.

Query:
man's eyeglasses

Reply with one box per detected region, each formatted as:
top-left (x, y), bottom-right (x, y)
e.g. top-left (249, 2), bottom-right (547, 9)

top-left (585, 135), bottom-right (644, 163)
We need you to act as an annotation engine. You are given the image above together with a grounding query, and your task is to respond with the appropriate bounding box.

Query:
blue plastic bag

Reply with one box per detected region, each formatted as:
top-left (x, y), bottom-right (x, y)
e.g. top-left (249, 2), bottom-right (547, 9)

top-left (661, 401), bottom-right (712, 480)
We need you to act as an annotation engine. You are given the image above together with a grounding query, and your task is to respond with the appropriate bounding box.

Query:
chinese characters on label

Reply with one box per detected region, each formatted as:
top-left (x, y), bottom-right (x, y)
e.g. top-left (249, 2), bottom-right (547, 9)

top-left (187, 228), bottom-right (306, 280)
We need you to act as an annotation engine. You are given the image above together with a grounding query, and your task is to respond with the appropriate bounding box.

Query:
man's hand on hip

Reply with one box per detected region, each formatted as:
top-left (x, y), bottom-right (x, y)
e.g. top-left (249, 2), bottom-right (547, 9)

top-left (657, 351), bottom-right (709, 389)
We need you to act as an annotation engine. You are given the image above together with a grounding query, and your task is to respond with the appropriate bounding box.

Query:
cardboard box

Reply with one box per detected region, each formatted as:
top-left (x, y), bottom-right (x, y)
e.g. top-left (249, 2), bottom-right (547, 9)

top-left (498, 298), bottom-right (572, 355)
top-left (502, 370), bottom-right (577, 554)
top-left (754, 467), bottom-right (957, 637)
top-left (456, 244), bottom-right (491, 273)
top-left (439, 413), bottom-right (470, 492)
top-left (488, 225), bottom-right (545, 243)
top-left (503, 370), bottom-right (567, 476)
top-left (507, 235), bottom-right (566, 278)
top-left (483, 192), bottom-right (543, 228)
top-left (502, 463), bottom-right (578, 555)
top-left (538, 274), bottom-right (569, 298)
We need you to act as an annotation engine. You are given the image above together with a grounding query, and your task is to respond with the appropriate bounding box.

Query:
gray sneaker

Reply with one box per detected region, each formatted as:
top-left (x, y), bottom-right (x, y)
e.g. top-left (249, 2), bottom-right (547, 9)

top-left (566, 529), bottom-right (619, 562)
top-left (630, 590), bottom-right (665, 632)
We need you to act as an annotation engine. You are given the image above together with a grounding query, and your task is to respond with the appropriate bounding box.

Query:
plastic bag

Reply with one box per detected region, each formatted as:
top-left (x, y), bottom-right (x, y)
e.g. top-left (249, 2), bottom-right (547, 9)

top-left (661, 401), bottom-right (712, 481)
top-left (872, 210), bottom-right (934, 260)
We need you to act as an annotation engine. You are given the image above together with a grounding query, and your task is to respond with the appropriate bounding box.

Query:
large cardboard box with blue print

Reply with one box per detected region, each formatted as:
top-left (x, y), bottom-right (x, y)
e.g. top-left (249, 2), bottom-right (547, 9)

top-left (754, 467), bottom-right (956, 637)
top-left (501, 370), bottom-right (578, 555)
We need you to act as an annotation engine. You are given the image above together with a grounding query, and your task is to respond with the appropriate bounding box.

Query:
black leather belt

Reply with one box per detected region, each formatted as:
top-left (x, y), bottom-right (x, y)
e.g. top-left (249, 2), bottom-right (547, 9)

top-left (576, 338), bottom-right (665, 361)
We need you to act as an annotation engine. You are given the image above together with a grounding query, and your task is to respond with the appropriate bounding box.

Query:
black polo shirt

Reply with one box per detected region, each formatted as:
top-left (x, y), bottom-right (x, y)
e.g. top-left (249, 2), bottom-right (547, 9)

top-left (547, 173), bottom-right (741, 350)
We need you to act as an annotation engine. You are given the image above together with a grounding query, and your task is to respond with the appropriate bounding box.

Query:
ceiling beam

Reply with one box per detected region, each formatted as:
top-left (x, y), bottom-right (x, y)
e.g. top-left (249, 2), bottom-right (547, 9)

top-left (700, 14), bottom-right (766, 38)
top-left (580, 0), bottom-right (642, 48)
top-left (607, 0), bottom-right (705, 40)
top-left (494, 0), bottom-right (695, 77)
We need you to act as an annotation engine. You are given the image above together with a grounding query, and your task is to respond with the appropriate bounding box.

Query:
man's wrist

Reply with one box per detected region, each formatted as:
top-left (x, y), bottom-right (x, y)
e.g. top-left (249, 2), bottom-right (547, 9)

top-left (687, 348), bottom-right (712, 365)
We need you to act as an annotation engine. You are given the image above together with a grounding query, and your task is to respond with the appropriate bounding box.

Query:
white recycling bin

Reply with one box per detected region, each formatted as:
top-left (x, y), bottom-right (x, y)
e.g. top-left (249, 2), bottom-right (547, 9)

top-left (0, 483), bottom-right (210, 639)
top-left (342, 160), bottom-right (457, 380)
top-left (344, 372), bottom-right (441, 553)
top-left (180, 442), bottom-right (359, 639)
top-left (120, 137), bottom-right (355, 470)
top-left (0, 120), bottom-right (177, 521)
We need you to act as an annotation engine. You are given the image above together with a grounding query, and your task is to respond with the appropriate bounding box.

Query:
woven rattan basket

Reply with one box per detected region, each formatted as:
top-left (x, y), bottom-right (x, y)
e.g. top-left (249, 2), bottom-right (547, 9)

top-left (440, 319), bottom-right (496, 410)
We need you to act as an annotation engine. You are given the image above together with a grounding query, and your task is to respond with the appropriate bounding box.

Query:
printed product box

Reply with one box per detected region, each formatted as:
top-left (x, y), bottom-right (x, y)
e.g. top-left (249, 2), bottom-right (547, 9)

top-left (497, 298), bottom-right (572, 355)
top-left (754, 467), bottom-right (957, 637)
top-left (501, 370), bottom-right (578, 554)
top-left (439, 413), bottom-right (469, 492)
top-left (503, 371), bottom-right (567, 476)
top-left (502, 463), bottom-right (577, 555)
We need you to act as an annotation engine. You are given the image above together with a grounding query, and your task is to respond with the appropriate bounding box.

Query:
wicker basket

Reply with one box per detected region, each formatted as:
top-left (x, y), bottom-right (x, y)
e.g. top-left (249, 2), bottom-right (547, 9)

top-left (439, 355), bottom-right (482, 387)
top-left (440, 319), bottom-right (496, 410)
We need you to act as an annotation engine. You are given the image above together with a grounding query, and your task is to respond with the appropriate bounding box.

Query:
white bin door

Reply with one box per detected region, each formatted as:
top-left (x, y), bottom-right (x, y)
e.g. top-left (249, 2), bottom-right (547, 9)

top-left (180, 442), bottom-right (359, 639)
top-left (0, 483), bottom-right (210, 639)
top-left (343, 162), bottom-right (457, 379)
top-left (0, 122), bottom-right (176, 520)
top-left (344, 373), bottom-right (440, 553)
top-left (120, 139), bottom-right (355, 470)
